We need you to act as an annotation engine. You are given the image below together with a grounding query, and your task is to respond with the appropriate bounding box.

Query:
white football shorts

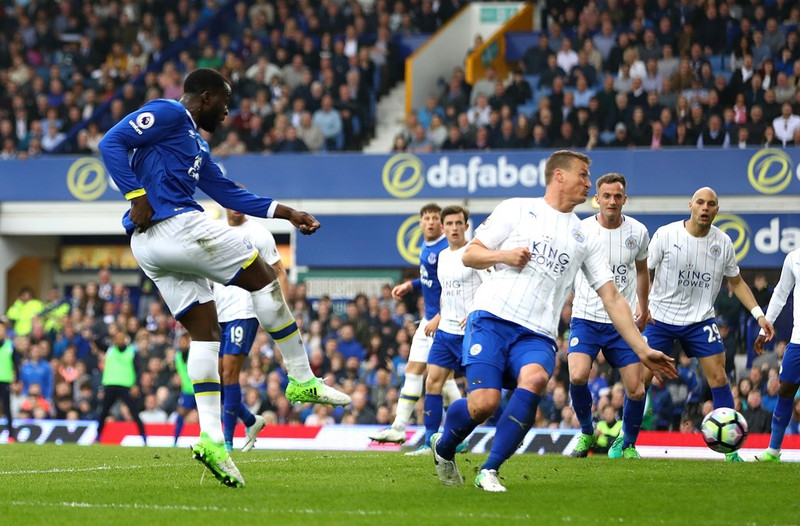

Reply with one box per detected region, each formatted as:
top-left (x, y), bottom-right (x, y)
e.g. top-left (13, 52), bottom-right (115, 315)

top-left (130, 210), bottom-right (258, 318)
top-left (408, 317), bottom-right (435, 363)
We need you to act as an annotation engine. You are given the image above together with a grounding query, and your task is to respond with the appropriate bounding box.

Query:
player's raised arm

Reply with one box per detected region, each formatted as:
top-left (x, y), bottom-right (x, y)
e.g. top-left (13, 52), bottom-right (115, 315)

top-left (755, 251), bottom-right (796, 353)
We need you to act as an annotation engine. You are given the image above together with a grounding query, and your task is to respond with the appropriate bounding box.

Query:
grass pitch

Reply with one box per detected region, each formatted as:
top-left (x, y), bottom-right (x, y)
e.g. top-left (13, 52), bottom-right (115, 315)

top-left (1, 444), bottom-right (799, 526)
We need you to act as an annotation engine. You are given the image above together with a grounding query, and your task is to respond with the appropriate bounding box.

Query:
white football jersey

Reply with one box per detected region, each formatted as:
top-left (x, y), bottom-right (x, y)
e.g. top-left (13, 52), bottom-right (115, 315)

top-left (648, 220), bottom-right (739, 325)
top-left (470, 198), bottom-right (613, 340)
top-left (764, 248), bottom-right (800, 344)
top-left (572, 214), bottom-right (649, 323)
top-left (437, 244), bottom-right (490, 335)
top-left (215, 219), bottom-right (281, 323)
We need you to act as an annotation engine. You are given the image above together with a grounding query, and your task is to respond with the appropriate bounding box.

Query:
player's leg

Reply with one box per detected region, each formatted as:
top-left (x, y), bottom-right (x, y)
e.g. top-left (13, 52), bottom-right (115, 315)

top-left (613, 361), bottom-right (646, 458)
top-left (479, 333), bottom-right (555, 488)
top-left (96, 386), bottom-right (121, 442)
top-left (567, 319), bottom-right (604, 457)
top-left (567, 352), bottom-right (596, 456)
top-left (757, 344), bottom-right (800, 462)
top-left (219, 319), bottom-right (259, 451)
top-left (415, 363), bottom-right (449, 455)
top-left (232, 257), bottom-right (350, 406)
top-left (0, 382), bottom-right (13, 441)
top-left (130, 214), bottom-right (243, 485)
top-left (119, 387), bottom-right (148, 445)
top-left (371, 322), bottom-right (430, 443)
top-left (418, 332), bottom-right (465, 453)
top-left (173, 404), bottom-right (189, 445)
top-left (441, 375), bottom-right (462, 408)
top-left (432, 313), bottom-right (504, 486)
top-left (687, 320), bottom-right (742, 462)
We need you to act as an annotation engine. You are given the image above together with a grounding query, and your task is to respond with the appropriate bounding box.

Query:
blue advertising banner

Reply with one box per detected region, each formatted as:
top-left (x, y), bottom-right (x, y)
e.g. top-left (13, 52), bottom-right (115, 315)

top-left (297, 212), bottom-right (800, 268)
top-left (1, 148), bottom-right (799, 202)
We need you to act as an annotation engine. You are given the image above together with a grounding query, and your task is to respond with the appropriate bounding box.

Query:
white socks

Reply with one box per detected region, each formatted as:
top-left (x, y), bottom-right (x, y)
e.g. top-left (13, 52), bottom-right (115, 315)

top-left (186, 340), bottom-right (224, 443)
top-left (251, 281), bottom-right (314, 382)
top-left (442, 378), bottom-right (462, 407)
top-left (392, 373), bottom-right (423, 431)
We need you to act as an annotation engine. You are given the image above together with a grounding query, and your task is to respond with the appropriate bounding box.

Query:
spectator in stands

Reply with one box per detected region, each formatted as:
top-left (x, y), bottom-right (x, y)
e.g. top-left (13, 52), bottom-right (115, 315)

top-left (20, 342), bottom-right (53, 402)
top-left (297, 111), bottom-right (324, 152)
top-left (697, 114), bottom-right (730, 148)
top-left (556, 38), bottom-right (579, 76)
top-left (417, 95), bottom-right (445, 130)
top-left (6, 287), bottom-right (43, 338)
top-left (743, 390), bottom-right (772, 434)
top-left (608, 122), bottom-right (630, 147)
top-left (312, 94), bottom-right (343, 151)
top-left (773, 101), bottom-right (800, 145)
top-left (406, 123), bottom-right (434, 153)
top-left (538, 53), bottom-right (566, 90)
top-left (274, 126), bottom-right (309, 153)
top-left (523, 33), bottom-right (551, 75)
top-left (470, 65), bottom-right (498, 106)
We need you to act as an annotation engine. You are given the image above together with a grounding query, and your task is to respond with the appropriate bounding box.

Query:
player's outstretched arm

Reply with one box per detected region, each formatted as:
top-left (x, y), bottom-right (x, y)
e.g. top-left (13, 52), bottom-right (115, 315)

top-left (462, 239), bottom-right (530, 270)
top-left (596, 281), bottom-right (677, 379)
top-left (727, 274), bottom-right (775, 342)
top-left (274, 204), bottom-right (320, 235)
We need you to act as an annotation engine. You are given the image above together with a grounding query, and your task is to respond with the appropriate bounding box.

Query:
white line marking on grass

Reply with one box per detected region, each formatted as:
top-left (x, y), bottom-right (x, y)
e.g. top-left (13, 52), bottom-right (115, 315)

top-left (9, 501), bottom-right (532, 520)
top-left (0, 457), bottom-right (291, 476)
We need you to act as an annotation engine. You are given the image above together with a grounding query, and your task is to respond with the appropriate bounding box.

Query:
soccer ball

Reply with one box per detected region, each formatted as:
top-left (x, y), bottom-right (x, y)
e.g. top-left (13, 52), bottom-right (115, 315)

top-left (700, 407), bottom-right (749, 454)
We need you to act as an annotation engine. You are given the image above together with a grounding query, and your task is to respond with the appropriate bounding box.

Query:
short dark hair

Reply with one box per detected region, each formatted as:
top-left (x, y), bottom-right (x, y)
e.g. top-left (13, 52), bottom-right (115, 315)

top-left (420, 203), bottom-right (442, 216)
top-left (595, 172), bottom-right (627, 192)
top-left (183, 68), bottom-right (229, 96)
top-left (544, 150), bottom-right (590, 185)
top-left (440, 205), bottom-right (469, 223)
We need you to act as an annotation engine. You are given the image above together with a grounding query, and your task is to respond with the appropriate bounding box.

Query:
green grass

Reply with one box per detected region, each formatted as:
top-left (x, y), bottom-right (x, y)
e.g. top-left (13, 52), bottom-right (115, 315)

top-left (1, 445), bottom-right (799, 526)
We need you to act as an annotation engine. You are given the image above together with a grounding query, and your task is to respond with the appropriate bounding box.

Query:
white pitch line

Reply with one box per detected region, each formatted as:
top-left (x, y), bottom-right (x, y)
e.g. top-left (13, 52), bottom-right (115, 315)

top-left (0, 456), bottom-right (291, 476)
top-left (9, 501), bottom-right (532, 520)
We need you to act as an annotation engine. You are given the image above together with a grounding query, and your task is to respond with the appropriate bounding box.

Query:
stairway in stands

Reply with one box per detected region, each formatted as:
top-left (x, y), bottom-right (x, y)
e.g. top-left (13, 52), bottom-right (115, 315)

top-left (363, 82), bottom-right (407, 154)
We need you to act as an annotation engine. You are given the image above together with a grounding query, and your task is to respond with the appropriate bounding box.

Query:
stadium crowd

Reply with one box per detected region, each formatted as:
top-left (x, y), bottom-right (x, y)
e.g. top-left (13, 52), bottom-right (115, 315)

top-left (2, 0), bottom-right (800, 160)
top-left (398, 1), bottom-right (800, 151)
top-left (0, 0), bottom-right (464, 159)
top-left (1, 265), bottom-right (796, 445)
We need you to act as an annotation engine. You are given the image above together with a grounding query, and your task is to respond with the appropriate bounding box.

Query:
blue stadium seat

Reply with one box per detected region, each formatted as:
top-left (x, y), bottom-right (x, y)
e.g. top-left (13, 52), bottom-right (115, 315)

top-left (504, 32), bottom-right (540, 62)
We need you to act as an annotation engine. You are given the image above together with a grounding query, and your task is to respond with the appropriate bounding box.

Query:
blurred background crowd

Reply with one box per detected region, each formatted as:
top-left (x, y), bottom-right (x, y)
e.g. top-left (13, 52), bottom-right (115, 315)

top-left (1, 0), bottom-right (800, 160)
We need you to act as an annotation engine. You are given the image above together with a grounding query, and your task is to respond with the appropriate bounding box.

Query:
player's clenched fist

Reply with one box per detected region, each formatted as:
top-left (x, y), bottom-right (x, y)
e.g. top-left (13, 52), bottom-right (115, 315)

top-left (502, 247), bottom-right (531, 268)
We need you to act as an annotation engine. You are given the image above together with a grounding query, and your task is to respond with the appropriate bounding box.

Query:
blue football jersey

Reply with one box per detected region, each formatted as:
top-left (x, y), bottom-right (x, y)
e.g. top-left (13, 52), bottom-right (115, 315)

top-left (412, 234), bottom-right (447, 320)
top-left (99, 99), bottom-right (276, 233)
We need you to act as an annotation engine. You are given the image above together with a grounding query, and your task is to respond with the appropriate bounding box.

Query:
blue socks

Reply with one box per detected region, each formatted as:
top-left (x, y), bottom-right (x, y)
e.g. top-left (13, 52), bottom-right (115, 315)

top-left (173, 414), bottom-right (184, 444)
top-left (222, 384), bottom-right (241, 444)
top-left (570, 382), bottom-right (594, 435)
top-left (769, 396), bottom-right (793, 451)
top-left (483, 389), bottom-right (539, 472)
top-left (424, 393), bottom-right (444, 447)
top-left (437, 398), bottom-right (478, 458)
top-left (710, 384), bottom-right (735, 409)
top-left (621, 397), bottom-right (645, 449)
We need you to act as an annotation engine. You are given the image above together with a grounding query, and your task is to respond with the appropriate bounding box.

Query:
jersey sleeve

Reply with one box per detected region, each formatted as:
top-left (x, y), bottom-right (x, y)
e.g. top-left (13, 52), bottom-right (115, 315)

top-left (647, 227), bottom-right (665, 269)
top-left (722, 236), bottom-right (741, 278)
top-left (764, 250), bottom-right (797, 323)
top-left (99, 103), bottom-right (184, 199)
top-left (582, 231), bottom-right (614, 291)
top-left (473, 199), bottom-right (517, 249)
top-left (636, 227), bottom-right (650, 262)
top-left (197, 162), bottom-right (278, 218)
top-left (257, 224), bottom-right (281, 266)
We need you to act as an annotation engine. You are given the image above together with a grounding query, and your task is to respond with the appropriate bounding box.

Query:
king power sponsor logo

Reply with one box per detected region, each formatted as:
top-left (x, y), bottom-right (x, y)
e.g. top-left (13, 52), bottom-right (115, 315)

top-left (382, 153), bottom-right (547, 198)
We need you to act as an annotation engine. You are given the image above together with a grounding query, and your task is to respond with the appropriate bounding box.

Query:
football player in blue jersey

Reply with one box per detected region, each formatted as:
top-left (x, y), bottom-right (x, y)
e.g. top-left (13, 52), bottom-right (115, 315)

top-left (99, 68), bottom-right (350, 488)
top-left (370, 203), bottom-right (463, 444)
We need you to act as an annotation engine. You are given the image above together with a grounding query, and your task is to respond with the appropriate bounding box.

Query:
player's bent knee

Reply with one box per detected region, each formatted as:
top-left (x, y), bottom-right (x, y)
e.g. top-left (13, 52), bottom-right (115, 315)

top-left (518, 372), bottom-right (549, 394)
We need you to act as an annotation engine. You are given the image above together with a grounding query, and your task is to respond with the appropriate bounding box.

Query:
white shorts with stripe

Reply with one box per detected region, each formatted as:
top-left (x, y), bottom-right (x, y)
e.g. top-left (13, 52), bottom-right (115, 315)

top-left (131, 210), bottom-right (257, 318)
top-left (408, 317), bottom-right (435, 363)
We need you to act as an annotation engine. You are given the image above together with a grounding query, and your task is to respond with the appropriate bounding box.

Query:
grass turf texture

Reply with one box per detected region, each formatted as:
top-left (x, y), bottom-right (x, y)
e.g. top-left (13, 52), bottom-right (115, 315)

top-left (1, 445), bottom-right (799, 526)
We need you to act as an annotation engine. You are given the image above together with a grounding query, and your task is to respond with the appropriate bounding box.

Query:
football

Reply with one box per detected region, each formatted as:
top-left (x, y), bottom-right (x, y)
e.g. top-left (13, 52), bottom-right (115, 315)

top-left (701, 407), bottom-right (749, 454)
